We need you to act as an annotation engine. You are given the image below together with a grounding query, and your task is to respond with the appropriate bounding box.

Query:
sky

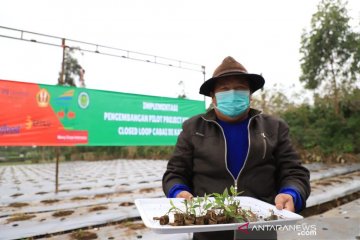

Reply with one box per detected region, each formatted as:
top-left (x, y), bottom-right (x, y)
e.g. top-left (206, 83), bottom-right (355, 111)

top-left (0, 0), bottom-right (359, 105)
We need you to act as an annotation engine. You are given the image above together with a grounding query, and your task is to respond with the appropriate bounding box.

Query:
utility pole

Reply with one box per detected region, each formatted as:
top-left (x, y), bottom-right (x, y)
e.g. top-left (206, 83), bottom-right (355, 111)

top-left (55, 147), bottom-right (59, 193)
top-left (202, 66), bottom-right (206, 108)
top-left (55, 38), bottom-right (66, 193)
top-left (60, 38), bottom-right (66, 85)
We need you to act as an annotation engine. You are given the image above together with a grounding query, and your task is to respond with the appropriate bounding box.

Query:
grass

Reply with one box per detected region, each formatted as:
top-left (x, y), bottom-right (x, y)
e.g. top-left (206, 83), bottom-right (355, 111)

top-left (0, 161), bottom-right (33, 167)
top-left (0, 159), bottom-right (58, 166)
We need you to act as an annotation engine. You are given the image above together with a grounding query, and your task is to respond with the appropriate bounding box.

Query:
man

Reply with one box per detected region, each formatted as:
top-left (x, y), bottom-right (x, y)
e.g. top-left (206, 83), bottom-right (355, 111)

top-left (162, 56), bottom-right (310, 240)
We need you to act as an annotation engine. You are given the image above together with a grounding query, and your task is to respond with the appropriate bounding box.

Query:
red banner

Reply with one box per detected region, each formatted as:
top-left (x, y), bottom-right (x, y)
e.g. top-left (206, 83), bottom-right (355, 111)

top-left (0, 80), bottom-right (87, 146)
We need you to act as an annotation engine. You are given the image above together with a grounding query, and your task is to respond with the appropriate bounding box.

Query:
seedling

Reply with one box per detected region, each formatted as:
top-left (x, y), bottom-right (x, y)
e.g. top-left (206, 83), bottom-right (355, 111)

top-left (153, 185), bottom-right (265, 226)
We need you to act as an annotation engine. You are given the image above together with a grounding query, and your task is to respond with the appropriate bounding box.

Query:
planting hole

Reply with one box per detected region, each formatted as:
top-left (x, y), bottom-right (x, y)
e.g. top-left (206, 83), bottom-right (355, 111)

top-left (52, 210), bottom-right (74, 217)
top-left (119, 202), bottom-right (134, 207)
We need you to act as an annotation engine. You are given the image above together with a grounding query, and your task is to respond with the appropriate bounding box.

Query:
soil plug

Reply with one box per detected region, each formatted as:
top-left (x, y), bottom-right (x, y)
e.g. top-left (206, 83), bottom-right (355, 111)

top-left (216, 214), bottom-right (227, 224)
top-left (174, 213), bottom-right (185, 226)
top-left (184, 214), bottom-right (196, 225)
top-left (153, 215), bottom-right (169, 225)
top-left (195, 216), bottom-right (205, 225)
top-left (205, 210), bottom-right (217, 224)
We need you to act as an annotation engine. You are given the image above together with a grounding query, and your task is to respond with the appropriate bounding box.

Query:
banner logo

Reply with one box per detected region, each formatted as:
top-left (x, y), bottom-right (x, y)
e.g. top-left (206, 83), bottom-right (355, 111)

top-left (0, 125), bottom-right (21, 135)
top-left (78, 92), bottom-right (89, 109)
top-left (25, 116), bottom-right (33, 130)
top-left (55, 90), bottom-right (76, 120)
top-left (36, 88), bottom-right (50, 107)
top-left (25, 116), bottom-right (51, 130)
top-left (55, 90), bottom-right (74, 106)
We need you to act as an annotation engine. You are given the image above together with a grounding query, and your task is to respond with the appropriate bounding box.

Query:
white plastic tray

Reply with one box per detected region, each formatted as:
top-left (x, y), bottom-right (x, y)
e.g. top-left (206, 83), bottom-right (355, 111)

top-left (135, 196), bottom-right (303, 234)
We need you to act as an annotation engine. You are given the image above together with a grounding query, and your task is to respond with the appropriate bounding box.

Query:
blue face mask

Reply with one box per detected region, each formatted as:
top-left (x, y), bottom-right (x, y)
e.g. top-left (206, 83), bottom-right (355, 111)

top-left (214, 90), bottom-right (250, 118)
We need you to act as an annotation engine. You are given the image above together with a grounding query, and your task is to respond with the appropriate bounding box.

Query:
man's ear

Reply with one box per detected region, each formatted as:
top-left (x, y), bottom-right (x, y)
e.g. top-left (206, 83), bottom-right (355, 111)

top-left (210, 92), bottom-right (216, 106)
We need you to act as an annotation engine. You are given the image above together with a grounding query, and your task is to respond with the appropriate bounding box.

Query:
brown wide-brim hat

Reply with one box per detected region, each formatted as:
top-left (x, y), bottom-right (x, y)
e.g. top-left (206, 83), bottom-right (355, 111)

top-left (200, 56), bottom-right (265, 96)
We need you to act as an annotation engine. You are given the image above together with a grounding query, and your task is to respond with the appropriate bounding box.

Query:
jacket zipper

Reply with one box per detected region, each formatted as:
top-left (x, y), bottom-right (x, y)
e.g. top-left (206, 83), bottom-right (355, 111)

top-left (206, 120), bottom-right (234, 188)
top-left (201, 114), bottom-right (260, 193)
top-left (235, 115), bottom-right (258, 191)
top-left (262, 132), bottom-right (266, 159)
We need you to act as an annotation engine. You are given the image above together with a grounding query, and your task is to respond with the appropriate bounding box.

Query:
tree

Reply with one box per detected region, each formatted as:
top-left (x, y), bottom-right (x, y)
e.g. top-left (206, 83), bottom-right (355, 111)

top-left (57, 47), bottom-right (84, 87)
top-left (299, 0), bottom-right (359, 116)
top-left (352, 29), bottom-right (360, 76)
top-left (177, 80), bottom-right (186, 98)
top-left (251, 84), bottom-right (293, 116)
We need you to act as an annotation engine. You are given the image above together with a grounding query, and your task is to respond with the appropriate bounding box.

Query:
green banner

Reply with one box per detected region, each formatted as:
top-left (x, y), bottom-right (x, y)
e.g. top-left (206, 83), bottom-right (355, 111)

top-left (0, 79), bottom-right (205, 146)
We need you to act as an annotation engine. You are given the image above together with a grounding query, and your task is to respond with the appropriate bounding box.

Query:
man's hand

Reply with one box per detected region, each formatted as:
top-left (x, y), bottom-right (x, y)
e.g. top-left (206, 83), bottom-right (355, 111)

top-left (275, 193), bottom-right (295, 212)
top-left (176, 191), bottom-right (193, 200)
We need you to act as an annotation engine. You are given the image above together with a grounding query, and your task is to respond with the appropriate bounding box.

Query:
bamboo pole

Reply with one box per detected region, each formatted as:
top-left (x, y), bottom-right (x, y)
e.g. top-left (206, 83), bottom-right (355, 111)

top-left (55, 147), bottom-right (59, 193)
top-left (60, 38), bottom-right (66, 85)
top-left (55, 38), bottom-right (66, 193)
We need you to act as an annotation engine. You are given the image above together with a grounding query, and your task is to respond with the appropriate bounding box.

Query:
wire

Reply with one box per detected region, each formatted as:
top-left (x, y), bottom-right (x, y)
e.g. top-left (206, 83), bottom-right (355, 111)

top-left (0, 25), bottom-right (206, 74)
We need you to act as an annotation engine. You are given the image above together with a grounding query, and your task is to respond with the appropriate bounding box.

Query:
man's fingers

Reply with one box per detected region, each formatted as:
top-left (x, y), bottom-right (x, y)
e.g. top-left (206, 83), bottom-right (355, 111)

top-left (176, 191), bottom-right (193, 200)
top-left (275, 196), bottom-right (284, 210)
top-left (284, 198), bottom-right (295, 211)
top-left (275, 194), bottom-right (285, 210)
top-left (275, 203), bottom-right (284, 210)
top-left (275, 194), bottom-right (295, 212)
top-left (284, 198), bottom-right (291, 209)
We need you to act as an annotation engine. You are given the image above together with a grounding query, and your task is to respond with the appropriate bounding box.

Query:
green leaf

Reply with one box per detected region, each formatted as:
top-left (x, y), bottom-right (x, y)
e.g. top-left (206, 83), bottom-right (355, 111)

top-left (224, 206), bottom-right (231, 212)
top-left (205, 203), bottom-right (213, 210)
top-left (223, 188), bottom-right (229, 198)
top-left (230, 186), bottom-right (236, 196)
